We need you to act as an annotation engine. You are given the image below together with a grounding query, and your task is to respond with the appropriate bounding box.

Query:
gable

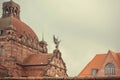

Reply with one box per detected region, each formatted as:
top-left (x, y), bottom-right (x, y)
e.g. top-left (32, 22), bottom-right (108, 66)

top-left (45, 49), bottom-right (67, 77)
top-left (95, 52), bottom-right (120, 76)
top-left (102, 52), bottom-right (120, 70)
top-left (50, 56), bottom-right (65, 69)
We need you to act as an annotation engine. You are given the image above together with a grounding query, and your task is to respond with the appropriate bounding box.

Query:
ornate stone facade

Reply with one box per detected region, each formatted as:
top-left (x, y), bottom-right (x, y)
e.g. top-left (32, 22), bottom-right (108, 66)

top-left (0, 0), bottom-right (67, 77)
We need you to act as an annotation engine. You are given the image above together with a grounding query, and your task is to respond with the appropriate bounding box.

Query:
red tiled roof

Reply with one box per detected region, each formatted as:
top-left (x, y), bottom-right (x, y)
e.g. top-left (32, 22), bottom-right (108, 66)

top-left (78, 54), bottom-right (106, 77)
top-left (78, 50), bottom-right (120, 77)
top-left (23, 53), bottom-right (53, 65)
top-left (0, 16), bottom-right (38, 39)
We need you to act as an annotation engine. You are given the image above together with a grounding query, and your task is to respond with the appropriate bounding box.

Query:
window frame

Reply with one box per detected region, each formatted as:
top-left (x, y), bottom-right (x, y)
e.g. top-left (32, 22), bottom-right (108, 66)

top-left (91, 68), bottom-right (98, 76)
top-left (104, 63), bottom-right (115, 75)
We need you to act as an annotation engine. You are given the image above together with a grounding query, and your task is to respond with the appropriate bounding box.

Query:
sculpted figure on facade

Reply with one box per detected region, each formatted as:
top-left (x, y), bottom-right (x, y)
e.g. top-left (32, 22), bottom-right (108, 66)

top-left (53, 35), bottom-right (61, 49)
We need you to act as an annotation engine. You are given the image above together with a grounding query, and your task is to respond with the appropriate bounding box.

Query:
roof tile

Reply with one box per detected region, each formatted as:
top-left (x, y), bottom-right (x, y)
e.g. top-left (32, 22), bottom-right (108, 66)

top-left (23, 53), bottom-right (53, 65)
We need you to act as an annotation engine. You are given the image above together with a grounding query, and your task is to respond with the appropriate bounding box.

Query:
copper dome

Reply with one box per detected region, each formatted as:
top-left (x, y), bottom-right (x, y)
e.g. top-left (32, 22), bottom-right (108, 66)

top-left (0, 16), bottom-right (38, 40)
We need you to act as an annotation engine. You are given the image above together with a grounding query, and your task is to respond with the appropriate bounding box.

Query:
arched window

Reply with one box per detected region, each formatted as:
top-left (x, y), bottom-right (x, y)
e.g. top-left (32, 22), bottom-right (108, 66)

top-left (105, 63), bottom-right (115, 75)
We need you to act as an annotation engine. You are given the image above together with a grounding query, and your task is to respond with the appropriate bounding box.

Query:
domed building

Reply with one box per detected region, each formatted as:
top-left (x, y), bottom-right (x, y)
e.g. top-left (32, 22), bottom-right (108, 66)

top-left (0, 0), bottom-right (67, 77)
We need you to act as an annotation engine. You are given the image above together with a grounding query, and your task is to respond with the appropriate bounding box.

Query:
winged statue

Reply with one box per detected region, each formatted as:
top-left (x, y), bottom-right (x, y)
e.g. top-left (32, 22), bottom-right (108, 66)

top-left (53, 35), bottom-right (61, 49)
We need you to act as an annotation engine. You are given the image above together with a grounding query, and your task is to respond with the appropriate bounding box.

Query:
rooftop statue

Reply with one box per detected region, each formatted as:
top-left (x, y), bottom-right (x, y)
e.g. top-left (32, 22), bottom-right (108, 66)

top-left (53, 35), bottom-right (61, 49)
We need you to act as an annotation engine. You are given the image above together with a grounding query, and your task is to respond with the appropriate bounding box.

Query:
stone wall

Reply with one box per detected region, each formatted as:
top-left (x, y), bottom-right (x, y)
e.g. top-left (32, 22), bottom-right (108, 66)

top-left (1, 77), bottom-right (120, 80)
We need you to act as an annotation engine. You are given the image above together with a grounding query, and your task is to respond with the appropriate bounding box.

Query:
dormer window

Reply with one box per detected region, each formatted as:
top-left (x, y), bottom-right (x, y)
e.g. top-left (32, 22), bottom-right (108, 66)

top-left (91, 68), bottom-right (98, 76)
top-left (105, 63), bottom-right (115, 75)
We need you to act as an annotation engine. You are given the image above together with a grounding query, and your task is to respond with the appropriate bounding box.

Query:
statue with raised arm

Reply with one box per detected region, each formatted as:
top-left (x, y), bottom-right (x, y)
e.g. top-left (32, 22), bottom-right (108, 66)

top-left (53, 35), bottom-right (61, 49)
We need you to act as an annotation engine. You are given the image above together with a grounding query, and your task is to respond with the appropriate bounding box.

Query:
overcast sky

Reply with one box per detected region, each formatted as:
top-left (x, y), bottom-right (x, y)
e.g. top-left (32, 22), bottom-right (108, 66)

top-left (0, 0), bottom-right (120, 77)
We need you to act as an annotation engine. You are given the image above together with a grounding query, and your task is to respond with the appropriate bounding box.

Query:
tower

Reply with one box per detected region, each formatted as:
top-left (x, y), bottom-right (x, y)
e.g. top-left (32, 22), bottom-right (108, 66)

top-left (2, 0), bottom-right (20, 19)
top-left (0, 0), bottom-right (41, 76)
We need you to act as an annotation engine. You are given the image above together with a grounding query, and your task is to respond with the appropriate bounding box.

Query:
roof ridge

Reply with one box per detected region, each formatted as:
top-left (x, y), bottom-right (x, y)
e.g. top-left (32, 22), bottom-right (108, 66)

top-left (96, 53), bottom-right (106, 55)
top-left (97, 51), bottom-right (111, 69)
top-left (98, 53), bottom-right (107, 70)
top-left (108, 50), bottom-right (114, 54)
top-left (30, 53), bottom-right (53, 55)
top-left (111, 53), bottom-right (120, 66)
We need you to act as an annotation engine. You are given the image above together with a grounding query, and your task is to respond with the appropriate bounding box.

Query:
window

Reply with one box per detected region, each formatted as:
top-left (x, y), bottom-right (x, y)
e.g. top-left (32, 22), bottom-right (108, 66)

top-left (0, 46), bottom-right (5, 56)
top-left (105, 63), bottom-right (115, 75)
top-left (7, 31), bottom-right (11, 34)
top-left (91, 69), bottom-right (98, 76)
top-left (0, 30), bottom-right (3, 35)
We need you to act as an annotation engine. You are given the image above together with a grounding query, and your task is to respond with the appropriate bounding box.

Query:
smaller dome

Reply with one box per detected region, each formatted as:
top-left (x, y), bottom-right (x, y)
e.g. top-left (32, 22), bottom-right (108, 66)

top-left (39, 40), bottom-right (47, 46)
top-left (39, 40), bottom-right (48, 53)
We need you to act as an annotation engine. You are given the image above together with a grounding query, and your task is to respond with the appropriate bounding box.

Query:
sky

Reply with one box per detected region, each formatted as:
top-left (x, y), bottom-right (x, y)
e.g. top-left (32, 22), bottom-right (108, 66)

top-left (0, 0), bottom-right (120, 77)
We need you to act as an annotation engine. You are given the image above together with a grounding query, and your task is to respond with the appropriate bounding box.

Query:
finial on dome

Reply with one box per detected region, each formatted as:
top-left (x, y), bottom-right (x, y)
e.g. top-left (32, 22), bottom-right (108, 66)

top-left (10, 0), bottom-right (13, 2)
top-left (39, 33), bottom-right (48, 53)
top-left (108, 50), bottom-right (114, 54)
top-left (42, 33), bottom-right (44, 41)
